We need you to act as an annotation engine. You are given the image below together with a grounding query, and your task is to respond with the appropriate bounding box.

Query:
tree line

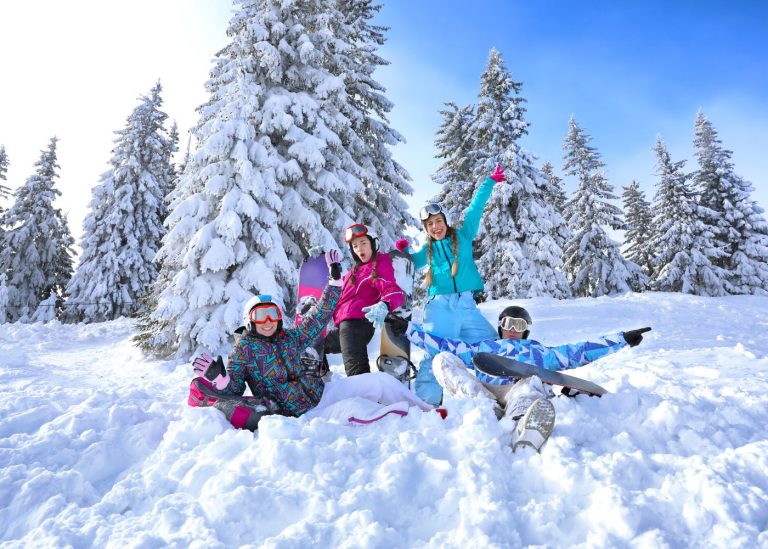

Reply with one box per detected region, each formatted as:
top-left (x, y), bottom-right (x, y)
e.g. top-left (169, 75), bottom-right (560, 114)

top-left (0, 0), bottom-right (766, 358)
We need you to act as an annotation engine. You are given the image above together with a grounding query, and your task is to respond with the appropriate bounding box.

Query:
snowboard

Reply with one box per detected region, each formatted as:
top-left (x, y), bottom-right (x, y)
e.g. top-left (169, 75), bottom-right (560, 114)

top-left (296, 252), bottom-right (330, 378)
top-left (377, 250), bottom-right (416, 384)
top-left (472, 352), bottom-right (608, 397)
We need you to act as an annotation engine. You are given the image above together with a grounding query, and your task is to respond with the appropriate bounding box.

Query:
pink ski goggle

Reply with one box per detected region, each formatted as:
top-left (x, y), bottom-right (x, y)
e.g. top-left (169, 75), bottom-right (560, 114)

top-left (249, 304), bottom-right (283, 324)
top-left (344, 223), bottom-right (369, 243)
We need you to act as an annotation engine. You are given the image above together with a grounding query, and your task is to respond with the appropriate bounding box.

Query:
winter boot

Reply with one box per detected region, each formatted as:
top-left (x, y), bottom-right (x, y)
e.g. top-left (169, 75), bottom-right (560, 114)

top-left (511, 398), bottom-right (556, 453)
top-left (502, 375), bottom-right (551, 421)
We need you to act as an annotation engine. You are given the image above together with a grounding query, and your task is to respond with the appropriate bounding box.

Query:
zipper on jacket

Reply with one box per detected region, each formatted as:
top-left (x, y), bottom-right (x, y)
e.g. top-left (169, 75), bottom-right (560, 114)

top-left (436, 239), bottom-right (458, 293)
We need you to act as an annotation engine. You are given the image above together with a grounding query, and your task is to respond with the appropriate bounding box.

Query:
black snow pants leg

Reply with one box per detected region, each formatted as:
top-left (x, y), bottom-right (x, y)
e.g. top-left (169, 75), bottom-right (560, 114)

top-left (324, 318), bottom-right (376, 377)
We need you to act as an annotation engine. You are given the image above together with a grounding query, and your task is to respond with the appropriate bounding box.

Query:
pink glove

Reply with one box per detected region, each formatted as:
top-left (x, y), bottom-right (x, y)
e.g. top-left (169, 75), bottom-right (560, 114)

top-left (395, 238), bottom-right (409, 252)
top-left (490, 164), bottom-right (506, 183)
top-left (192, 353), bottom-right (230, 390)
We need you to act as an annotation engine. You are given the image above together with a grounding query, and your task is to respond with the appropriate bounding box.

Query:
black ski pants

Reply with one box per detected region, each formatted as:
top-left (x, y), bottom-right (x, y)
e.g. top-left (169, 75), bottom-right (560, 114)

top-left (324, 318), bottom-right (376, 377)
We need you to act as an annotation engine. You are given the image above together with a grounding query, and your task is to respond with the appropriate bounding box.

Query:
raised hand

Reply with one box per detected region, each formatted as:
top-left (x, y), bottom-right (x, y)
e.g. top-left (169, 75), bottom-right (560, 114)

top-left (362, 301), bottom-right (389, 329)
top-left (623, 327), bottom-right (652, 347)
top-left (490, 163), bottom-right (506, 183)
top-left (395, 238), bottom-right (410, 252)
top-left (325, 249), bottom-right (342, 286)
top-left (192, 353), bottom-right (230, 389)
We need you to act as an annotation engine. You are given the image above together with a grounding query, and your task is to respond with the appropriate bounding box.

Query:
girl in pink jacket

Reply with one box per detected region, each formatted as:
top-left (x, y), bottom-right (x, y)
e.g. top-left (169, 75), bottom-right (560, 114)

top-left (324, 223), bottom-right (406, 376)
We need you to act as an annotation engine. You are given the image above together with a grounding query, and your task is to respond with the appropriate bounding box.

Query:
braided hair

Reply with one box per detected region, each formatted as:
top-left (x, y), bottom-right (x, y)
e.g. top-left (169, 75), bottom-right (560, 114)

top-left (348, 235), bottom-right (380, 286)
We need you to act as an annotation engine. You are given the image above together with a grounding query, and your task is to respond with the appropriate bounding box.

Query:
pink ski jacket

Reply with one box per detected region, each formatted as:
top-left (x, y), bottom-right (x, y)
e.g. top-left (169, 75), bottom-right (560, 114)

top-left (333, 252), bottom-right (405, 325)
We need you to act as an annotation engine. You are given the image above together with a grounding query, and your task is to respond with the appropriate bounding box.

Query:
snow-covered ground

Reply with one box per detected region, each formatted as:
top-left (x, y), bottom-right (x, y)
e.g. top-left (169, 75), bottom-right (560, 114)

top-left (1, 292), bottom-right (767, 548)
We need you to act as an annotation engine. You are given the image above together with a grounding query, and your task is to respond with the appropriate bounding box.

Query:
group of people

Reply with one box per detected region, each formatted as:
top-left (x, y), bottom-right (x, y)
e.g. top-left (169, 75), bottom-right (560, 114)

top-left (188, 165), bottom-right (651, 450)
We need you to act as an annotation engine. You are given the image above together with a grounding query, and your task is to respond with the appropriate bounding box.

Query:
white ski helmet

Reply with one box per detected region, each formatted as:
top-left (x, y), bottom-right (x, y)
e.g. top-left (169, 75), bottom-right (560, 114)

top-left (242, 294), bottom-right (284, 333)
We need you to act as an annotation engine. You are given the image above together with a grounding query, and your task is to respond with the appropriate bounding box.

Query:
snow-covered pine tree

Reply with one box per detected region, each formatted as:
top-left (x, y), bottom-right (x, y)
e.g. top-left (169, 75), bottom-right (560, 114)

top-left (561, 117), bottom-right (644, 296)
top-left (332, 0), bottom-right (415, 249)
top-left (540, 161), bottom-right (567, 215)
top-left (65, 83), bottom-right (175, 322)
top-left (146, 0), bottom-right (396, 356)
top-left (0, 137), bottom-right (74, 322)
top-left (472, 49), bottom-right (570, 298)
top-left (431, 101), bottom-right (476, 226)
top-left (649, 137), bottom-right (728, 295)
top-left (693, 111), bottom-right (768, 295)
top-left (622, 180), bottom-right (655, 283)
top-left (0, 274), bottom-right (9, 323)
top-left (0, 145), bottom-right (10, 207)
top-left (539, 160), bottom-right (571, 251)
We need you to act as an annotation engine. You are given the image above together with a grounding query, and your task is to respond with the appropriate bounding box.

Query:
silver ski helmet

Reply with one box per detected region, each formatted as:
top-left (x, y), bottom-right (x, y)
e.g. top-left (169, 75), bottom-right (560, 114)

top-left (498, 305), bottom-right (532, 339)
top-left (242, 294), bottom-right (284, 334)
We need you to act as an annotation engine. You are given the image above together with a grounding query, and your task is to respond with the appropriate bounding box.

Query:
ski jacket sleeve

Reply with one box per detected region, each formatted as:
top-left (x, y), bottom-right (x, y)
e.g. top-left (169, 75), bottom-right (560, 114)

top-left (373, 253), bottom-right (406, 312)
top-left (532, 332), bottom-right (628, 370)
top-left (458, 177), bottom-right (494, 241)
top-left (410, 244), bottom-right (428, 271)
top-left (405, 323), bottom-right (485, 367)
top-left (292, 284), bottom-right (341, 347)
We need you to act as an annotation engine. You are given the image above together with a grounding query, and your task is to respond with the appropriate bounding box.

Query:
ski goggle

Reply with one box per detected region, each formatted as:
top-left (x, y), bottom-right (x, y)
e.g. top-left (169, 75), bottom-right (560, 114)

top-left (419, 203), bottom-right (444, 221)
top-left (499, 316), bottom-right (529, 333)
top-left (249, 303), bottom-right (283, 324)
top-left (344, 223), bottom-right (369, 243)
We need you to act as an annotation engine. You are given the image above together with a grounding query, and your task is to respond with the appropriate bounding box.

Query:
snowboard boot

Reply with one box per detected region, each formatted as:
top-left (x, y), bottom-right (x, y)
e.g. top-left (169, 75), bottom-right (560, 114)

top-left (511, 398), bottom-right (556, 453)
top-left (502, 375), bottom-right (551, 420)
top-left (432, 352), bottom-right (503, 417)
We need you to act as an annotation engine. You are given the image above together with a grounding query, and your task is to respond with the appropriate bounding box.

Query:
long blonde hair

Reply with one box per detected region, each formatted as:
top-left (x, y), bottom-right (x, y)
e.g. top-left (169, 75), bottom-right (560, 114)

top-left (424, 229), bottom-right (459, 287)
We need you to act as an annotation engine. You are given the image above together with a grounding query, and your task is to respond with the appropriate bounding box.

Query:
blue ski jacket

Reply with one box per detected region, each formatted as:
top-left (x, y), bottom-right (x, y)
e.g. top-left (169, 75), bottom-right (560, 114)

top-left (405, 323), bottom-right (628, 385)
top-left (408, 177), bottom-right (494, 297)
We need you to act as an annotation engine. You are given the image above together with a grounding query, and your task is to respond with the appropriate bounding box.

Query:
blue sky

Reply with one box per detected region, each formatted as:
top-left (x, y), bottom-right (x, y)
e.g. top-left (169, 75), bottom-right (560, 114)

top-left (0, 1), bottom-right (765, 246)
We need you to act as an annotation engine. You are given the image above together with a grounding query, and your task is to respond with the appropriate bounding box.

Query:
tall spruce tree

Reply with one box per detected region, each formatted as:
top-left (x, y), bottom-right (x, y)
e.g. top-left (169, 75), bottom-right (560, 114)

top-left (334, 0), bottom-right (415, 247)
top-left (65, 84), bottom-right (175, 322)
top-left (561, 117), bottom-right (643, 296)
top-left (0, 145), bottom-right (10, 207)
top-left (649, 137), bottom-right (727, 295)
top-left (622, 180), bottom-right (654, 283)
top-left (693, 111), bottom-right (768, 295)
top-left (431, 101), bottom-right (476, 226)
top-left (472, 49), bottom-right (570, 298)
top-left (540, 161), bottom-right (567, 216)
top-left (0, 137), bottom-right (74, 321)
top-left (143, 0), bottom-right (411, 356)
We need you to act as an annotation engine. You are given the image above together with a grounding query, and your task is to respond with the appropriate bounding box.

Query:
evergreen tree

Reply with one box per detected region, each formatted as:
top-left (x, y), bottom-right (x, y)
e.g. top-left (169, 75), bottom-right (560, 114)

top-left (334, 0), bottom-right (415, 248)
top-left (561, 117), bottom-right (643, 296)
top-left (540, 161), bottom-right (567, 215)
top-left (649, 137), bottom-right (728, 295)
top-left (65, 83), bottom-right (175, 322)
top-left (146, 0), bottom-right (408, 356)
top-left (0, 145), bottom-right (10, 206)
top-left (472, 49), bottom-right (570, 298)
top-left (693, 111), bottom-right (768, 295)
top-left (0, 274), bottom-right (8, 323)
top-left (431, 101), bottom-right (476, 226)
top-left (0, 137), bottom-right (74, 321)
top-left (622, 180), bottom-right (655, 283)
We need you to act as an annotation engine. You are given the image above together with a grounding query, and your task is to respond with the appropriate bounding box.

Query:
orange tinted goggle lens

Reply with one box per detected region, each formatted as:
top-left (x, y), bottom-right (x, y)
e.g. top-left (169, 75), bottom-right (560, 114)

top-left (250, 304), bottom-right (282, 324)
top-left (344, 224), bottom-right (368, 243)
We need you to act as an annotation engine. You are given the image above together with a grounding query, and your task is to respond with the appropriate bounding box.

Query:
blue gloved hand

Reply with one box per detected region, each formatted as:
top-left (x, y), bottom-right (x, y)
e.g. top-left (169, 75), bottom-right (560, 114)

top-left (362, 301), bottom-right (389, 329)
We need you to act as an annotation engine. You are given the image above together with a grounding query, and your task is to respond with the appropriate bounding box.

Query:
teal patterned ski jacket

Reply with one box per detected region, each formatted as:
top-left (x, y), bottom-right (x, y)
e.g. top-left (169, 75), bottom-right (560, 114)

top-left (406, 323), bottom-right (627, 385)
top-left (221, 284), bottom-right (341, 416)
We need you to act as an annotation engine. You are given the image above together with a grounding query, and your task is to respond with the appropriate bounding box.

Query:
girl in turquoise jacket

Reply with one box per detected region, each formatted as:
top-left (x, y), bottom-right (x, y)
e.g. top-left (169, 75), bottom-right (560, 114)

top-left (395, 165), bottom-right (507, 405)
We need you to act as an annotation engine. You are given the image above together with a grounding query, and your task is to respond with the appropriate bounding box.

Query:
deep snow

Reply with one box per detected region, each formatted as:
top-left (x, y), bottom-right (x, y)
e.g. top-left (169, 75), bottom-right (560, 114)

top-left (1, 292), bottom-right (767, 548)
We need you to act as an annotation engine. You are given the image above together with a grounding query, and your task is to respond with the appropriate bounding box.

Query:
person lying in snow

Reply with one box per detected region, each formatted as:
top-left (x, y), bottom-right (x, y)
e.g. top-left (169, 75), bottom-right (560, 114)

top-left (188, 250), bottom-right (432, 431)
top-left (386, 305), bottom-right (651, 451)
